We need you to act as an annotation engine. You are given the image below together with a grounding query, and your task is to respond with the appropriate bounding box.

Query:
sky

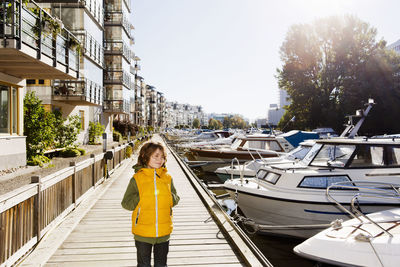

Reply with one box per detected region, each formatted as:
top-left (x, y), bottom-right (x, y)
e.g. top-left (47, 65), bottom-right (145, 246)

top-left (131, 0), bottom-right (400, 122)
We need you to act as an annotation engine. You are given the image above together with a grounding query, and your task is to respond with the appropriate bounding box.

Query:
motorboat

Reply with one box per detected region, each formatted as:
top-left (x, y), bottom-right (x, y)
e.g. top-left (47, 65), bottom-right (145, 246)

top-left (294, 189), bottom-right (400, 267)
top-left (224, 137), bottom-right (400, 238)
top-left (177, 132), bottom-right (238, 149)
top-left (185, 130), bottom-right (319, 172)
top-left (214, 140), bottom-right (315, 182)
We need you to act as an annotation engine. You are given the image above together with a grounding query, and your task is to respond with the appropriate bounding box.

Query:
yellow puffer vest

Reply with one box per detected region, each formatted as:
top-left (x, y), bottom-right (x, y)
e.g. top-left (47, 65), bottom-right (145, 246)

top-left (131, 167), bottom-right (173, 237)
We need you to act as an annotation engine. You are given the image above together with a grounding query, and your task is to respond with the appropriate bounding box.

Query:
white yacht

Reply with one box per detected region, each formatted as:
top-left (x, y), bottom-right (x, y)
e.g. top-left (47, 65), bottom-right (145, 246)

top-left (214, 140), bottom-right (315, 182)
top-left (224, 137), bottom-right (400, 238)
top-left (294, 205), bottom-right (400, 267)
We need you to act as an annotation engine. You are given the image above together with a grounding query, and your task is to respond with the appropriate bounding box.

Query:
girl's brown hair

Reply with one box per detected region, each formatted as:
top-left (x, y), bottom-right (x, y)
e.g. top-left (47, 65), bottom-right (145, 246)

top-left (137, 142), bottom-right (167, 167)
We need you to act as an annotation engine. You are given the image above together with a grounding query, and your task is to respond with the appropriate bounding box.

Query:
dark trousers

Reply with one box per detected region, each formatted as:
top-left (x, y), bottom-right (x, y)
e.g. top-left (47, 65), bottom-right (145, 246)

top-left (135, 240), bottom-right (169, 267)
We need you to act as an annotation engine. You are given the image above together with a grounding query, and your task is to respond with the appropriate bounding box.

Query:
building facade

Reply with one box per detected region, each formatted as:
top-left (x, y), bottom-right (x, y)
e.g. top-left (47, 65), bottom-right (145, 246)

top-left (267, 89), bottom-right (290, 126)
top-left (0, 0), bottom-right (80, 169)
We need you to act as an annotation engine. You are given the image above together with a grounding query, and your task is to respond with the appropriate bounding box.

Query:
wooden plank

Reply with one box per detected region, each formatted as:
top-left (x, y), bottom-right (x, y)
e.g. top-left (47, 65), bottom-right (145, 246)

top-left (53, 244), bottom-right (233, 255)
top-left (49, 249), bottom-right (237, 261)
top-left (0, 185), bottom-right (37, 213)
top-left (45, 260), bottom-right (245, 267)
top-left (47, 255), bottom-right (241, 264)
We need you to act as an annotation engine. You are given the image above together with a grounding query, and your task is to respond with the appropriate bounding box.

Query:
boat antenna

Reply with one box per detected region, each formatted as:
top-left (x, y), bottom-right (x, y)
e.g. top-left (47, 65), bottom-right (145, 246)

top-left (340, 98), bottom-right (375, 139)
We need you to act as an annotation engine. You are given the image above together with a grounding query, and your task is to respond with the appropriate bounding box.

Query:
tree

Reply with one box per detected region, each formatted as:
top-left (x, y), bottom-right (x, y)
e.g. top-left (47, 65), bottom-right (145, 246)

top-left (24, 92), bottom-right (55, 159)
top-left (192, 118), bottom-right (200, 129)
top-left (208, 118), bottom-right (222, 130)
top-left (277, 15), bottom-right (400, 135)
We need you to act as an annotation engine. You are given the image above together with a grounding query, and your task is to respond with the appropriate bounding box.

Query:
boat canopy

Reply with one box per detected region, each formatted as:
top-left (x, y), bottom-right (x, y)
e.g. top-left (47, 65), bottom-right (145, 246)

top-left (280, 130), bottom-right (319, 148)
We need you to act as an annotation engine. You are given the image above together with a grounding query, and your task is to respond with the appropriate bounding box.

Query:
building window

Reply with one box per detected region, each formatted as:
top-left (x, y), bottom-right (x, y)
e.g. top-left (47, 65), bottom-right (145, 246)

top-left (12, 87), bottom-right (18, 134)
top-left (0, 85), bottom-right (18, 135)
top-left (38, 79), bottom-right (45, 84)
top-left (0, 86), bottom-right (9, 134)
top-left (79, 110), bottom-right (85, 130)
top-left (26, 79), bottom-right (36, 84)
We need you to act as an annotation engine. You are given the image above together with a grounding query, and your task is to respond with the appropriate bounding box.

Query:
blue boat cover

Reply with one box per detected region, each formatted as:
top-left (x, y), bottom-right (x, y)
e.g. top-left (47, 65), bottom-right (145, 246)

top-left (280, 130), bottom-right (319, 148)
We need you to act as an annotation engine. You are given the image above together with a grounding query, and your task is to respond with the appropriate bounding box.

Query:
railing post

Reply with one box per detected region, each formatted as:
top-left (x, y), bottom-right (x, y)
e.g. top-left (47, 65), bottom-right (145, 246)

top-left (53, 37), bottom-right (57, 67)
top-left (31, 175), bottom-right (41, 240)
top-left (37, 9), bottom-right (41, 59)
top-left (91, 154), bottom-right (95, 188)
top-left (17, 0), bottom-right (22, 49)
top-left (65, 31), bottom-right (69, 73)
top-left (70, 162), bottom-right (76, 206)
top-left (112, 146), bottom-right (115, 168)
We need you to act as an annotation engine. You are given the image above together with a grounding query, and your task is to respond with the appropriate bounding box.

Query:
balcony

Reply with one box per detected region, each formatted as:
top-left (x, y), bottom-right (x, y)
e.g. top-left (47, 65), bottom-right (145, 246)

top-left (75, 31), bottom-right (104, 67)
top-left (104, 68), bottom-right (130, 88)
top-left (0, 1), bottom-right (79, 79)
top-left (36, 0), bottom-right (104, 27)
top-left (52, 78), bottom-right (103, 106)
top-left (104, 39), bottom-right (131, 61)
top-left (103, 99), bottom-right (129, 114)
top-left (104, 12), bottom-right (132, 38)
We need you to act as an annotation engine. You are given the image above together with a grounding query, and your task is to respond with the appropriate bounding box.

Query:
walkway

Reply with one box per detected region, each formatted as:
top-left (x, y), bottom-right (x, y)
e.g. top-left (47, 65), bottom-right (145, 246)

top-left (21, 136), bottom-right (245, 266)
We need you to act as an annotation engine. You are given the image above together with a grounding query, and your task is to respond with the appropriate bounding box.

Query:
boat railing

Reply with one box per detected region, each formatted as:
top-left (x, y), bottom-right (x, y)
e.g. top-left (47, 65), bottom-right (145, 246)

top-left (326, 181), bottom-right (400, 236)
top-left (229, 157), bottom-right (243, 182)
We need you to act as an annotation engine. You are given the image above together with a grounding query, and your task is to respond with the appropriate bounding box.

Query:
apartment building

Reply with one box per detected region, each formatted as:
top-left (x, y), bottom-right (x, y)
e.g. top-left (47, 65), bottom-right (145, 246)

top-left (103, 0), bottom-right (135, 128)
top-left (28, 0), bottom-right (109, 143)
top-left (164, 102), bottom-right (205, 128)
top-left (0, 0), bottom-right (80, 169)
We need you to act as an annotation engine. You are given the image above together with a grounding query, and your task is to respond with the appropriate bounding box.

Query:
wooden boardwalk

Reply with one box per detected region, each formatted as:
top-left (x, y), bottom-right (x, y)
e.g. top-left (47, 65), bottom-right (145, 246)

top-left (21, 136), bottom-right (246, 266)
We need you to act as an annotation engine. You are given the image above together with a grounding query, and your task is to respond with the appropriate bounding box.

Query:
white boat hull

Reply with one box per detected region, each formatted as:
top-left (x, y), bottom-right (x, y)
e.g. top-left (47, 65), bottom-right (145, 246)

top-left (225, 182), bottom-right (400, 239)
top-left (294, 208), bottom-right (400, 267)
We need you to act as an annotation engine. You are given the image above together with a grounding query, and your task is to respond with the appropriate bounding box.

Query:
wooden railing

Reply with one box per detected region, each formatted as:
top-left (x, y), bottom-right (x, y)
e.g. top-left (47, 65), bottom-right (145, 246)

top-left (0, 143), bottom-right (132, 267)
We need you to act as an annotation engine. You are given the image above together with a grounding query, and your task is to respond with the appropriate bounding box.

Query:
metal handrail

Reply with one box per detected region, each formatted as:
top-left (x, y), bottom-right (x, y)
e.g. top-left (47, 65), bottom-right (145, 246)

top-left (326, 181), bottom-right (400, 237)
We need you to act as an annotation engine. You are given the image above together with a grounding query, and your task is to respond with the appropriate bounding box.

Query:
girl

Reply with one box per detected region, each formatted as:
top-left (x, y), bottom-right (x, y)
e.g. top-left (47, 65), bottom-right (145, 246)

top-left (122, 142), bottom-right (180, 267)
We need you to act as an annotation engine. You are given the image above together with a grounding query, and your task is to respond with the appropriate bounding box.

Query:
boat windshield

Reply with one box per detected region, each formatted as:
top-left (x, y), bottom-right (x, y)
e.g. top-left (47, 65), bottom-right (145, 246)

top-left (301, 143), bottom-right (323, 165)
top-left (286, 145), bottom-right (312, 160)
top-left (310, 144), bottom-right (356, 167)
top-left (231, 139), bottom-right (243, 150)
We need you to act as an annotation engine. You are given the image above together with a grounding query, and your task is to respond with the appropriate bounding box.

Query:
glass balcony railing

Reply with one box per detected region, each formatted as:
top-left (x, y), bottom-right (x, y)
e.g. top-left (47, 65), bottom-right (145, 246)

top-left (52, 78), bottom-right (103, 106)
top-left (75, 31), bottom-right (104, 67)
top-left (104, 39), bottom-right (132, 61)
top-left (103, 99), bottom-right (129, 113)
top-left (104, 12), bottom-right (131, 38)
top-left (84, 0), bottom-right (104, 25)
top-left (0, 0), bottom-right (80, 77)
top-left (105, 0), bottom-right (130, 13)
top-left (104, 68), bottom-right (130, 88)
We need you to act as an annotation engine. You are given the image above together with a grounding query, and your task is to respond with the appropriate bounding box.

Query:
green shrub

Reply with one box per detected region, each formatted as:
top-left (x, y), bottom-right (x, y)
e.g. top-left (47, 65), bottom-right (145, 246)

top-left (27, 155), bottom-right (50, 167)
top-left (88, 121), bottom-right (104, 144)
top-left (126, 145), bottom-right (133, 158)
top-left (113, 131), bottom-right (122, 142)
top-left (77, 148), bottom-right (86, 155)
top-left (53, 110), bottom-right (81, 148)
top-left (60, 148), bottom-right (81, 157)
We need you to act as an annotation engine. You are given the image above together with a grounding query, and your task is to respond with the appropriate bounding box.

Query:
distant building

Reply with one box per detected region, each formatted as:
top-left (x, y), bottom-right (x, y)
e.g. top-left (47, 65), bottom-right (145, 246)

top-left (267, 104), bottom-right (285, 126)
top-left (164, 102), bottom-right (205, 128)
top-left (388, 39), bottom-right (400, 53)
top-left (267, 89), bottom-right (290, 126)
top-left (256, 118), bottom-right (267, 128)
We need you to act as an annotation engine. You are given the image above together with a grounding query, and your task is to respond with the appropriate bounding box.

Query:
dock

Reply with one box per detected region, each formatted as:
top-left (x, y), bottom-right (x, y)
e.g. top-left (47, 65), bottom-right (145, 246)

top-left (17, 135), bottom-right (270, 266)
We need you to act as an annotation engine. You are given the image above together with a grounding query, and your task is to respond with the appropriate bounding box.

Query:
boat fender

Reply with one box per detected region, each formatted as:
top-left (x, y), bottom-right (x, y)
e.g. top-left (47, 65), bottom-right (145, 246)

top-left (330, 219), bottom-right (343, 230)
